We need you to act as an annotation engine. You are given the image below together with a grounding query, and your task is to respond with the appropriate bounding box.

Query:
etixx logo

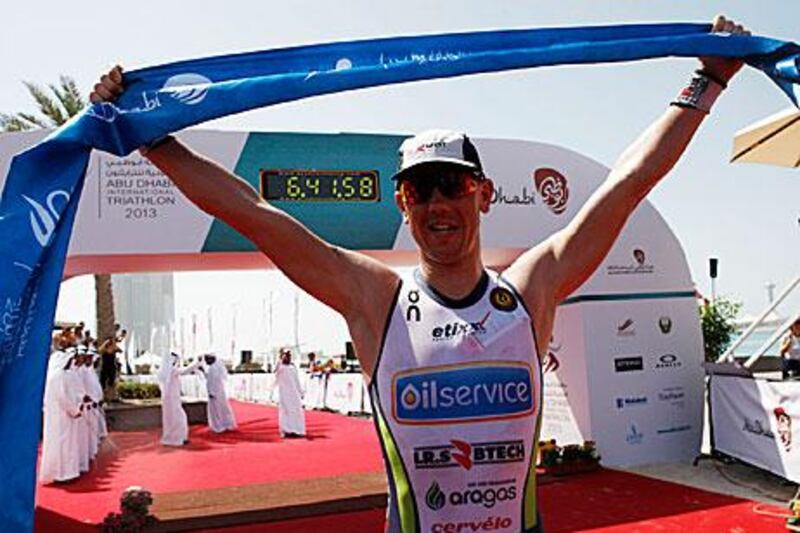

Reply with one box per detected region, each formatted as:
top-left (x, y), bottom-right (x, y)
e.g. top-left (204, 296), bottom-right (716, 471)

top-left (533, 167), bottom-right (569, 215)
top-left (393, 362), bottom-right (534, 425)
top-left (23, 189), bottom-right (70, 247)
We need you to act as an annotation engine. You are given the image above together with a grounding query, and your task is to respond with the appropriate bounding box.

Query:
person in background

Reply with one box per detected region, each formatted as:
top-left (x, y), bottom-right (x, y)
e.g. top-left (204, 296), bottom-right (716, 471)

top-left (40, 329), bottom-right (83, 484)
top-left (203, 354), bottom-right (237, 433)
top-left (275, 349), bottom-right (306, 438)
top-left (781, 316), bottom-right (800, 379)
top-left (157, 352), bottom-right (201, 446)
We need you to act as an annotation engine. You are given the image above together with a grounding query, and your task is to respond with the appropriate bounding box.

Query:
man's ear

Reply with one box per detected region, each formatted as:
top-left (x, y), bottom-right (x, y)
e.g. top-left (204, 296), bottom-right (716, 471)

top-left (394, 190), bottom-right (409, 223)
top-left (478, 177), bottom-right (494, 214)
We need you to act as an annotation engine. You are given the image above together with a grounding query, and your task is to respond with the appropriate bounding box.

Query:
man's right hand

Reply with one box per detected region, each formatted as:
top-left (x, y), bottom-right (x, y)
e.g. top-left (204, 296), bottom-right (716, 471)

top-left (89, 66), bottom-right (125, 103)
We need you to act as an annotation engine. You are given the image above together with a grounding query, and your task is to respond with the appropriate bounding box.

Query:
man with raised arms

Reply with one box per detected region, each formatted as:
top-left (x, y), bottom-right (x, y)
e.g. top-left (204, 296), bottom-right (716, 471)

top-left (92, 16), bottom-right (747, 532)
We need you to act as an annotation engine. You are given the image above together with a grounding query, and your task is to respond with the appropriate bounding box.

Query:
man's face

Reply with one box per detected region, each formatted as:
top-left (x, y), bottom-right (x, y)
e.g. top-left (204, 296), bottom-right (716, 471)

top-left (59, 329), bottom-right (77, 349)
top-left (791, 322), bottom-right (800, 336)
top-left (395, 164), bottom-right (493, 265)
top-left (204, 355), bottom-right (215, 365)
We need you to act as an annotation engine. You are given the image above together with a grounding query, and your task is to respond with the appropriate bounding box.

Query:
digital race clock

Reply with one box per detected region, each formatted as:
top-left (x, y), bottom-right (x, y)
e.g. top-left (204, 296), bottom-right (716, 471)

top-left (260, 169), bottom-right (381, 202)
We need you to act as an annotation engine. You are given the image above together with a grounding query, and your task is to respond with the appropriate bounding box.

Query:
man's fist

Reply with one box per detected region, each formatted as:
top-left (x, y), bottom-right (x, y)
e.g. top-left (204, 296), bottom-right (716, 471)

top-left (89, 65), bottom-right (124, 103)
top-left (700, 15), bottom-right (751, 85)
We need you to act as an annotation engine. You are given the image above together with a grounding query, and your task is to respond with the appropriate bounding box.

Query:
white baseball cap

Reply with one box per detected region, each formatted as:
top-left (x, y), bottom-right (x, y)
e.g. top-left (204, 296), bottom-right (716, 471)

top-left (393, 129), bottom-right (483, 181)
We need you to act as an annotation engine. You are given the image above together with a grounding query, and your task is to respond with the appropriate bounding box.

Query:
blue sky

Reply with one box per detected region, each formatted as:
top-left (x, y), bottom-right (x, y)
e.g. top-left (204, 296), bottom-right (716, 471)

top-left (4, 1), bottom-right (799, 327)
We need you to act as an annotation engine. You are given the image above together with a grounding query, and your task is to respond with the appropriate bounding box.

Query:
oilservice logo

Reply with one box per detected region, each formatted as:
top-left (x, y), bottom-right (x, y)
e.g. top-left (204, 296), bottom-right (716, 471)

top-left (23, 189), bottom-right (70, 247)
top-left (533, 167), bottom-right (569, 214)
top-left (414, 439), bottom-right (525, 470)
top-left (392, 362), bottom-right (534, 425)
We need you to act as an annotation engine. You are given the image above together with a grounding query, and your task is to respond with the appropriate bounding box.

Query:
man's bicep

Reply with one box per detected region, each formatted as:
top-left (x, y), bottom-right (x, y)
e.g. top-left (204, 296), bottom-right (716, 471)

top-left (236, 202), bottom-right (395, 317)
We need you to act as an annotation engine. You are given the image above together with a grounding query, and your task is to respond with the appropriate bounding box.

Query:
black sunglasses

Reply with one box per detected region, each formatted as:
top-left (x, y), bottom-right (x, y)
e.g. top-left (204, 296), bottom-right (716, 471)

top-left (399, 165), bottom-right (484, 206)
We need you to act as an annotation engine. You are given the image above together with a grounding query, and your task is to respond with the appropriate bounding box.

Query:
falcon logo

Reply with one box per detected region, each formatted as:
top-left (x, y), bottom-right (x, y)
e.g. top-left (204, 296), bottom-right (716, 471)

top-left (489, 287), bottom-right (517, 312)
top-left (23, 189), bottom-right (70, 247)
top-left (162, 73), bottom-right (212, 105)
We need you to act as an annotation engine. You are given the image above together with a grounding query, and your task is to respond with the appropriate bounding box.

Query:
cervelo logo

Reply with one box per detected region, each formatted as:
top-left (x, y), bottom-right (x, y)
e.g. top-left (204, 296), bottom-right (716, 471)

top-left (393, 362), bottom-right (534, 425)
top-left (431, 516), bottom-right (512, 533)
top-left (413, 439), bottom-right (525, 470)
top-left (22, 189), bottom-right (70, 247)
top-left (162, 73), bottom-right (212, 105)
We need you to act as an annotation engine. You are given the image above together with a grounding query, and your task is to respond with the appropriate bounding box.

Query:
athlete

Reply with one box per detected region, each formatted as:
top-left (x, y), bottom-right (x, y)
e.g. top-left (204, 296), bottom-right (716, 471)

top-left (91, 15), bottom-right (748, 532)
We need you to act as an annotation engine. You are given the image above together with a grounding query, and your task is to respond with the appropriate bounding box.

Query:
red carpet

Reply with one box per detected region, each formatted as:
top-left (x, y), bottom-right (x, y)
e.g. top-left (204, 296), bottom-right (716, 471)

top-left (35, 400), bottom-right (383, 526)
top-left (35, 400), bottom-right (788, 531)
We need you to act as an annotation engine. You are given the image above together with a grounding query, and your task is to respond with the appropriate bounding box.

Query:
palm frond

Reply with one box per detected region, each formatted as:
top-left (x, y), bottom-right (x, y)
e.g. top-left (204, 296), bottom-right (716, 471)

top-left (23, 81), bottom-right (66, 126)
top-left (54, 76), bottom-right (85, 118)
top-left (0, 113), bottom-right (38, 132)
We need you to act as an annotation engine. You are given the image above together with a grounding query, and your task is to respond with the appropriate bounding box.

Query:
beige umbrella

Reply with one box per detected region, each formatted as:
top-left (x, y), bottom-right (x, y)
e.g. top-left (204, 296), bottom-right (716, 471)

top-left (731, 107), bottom-right (800, 168)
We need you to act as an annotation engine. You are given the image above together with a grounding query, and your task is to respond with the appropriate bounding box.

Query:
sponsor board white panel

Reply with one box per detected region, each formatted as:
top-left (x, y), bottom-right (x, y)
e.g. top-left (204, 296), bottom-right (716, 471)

top-left (541, 304), bottom-right (592, 446)
top-left (711, 375), bottom-right (800, 482)
top-left (581, 297), bottom-right (703, 466)
top-left (325, 373), bottom-right (364, 413)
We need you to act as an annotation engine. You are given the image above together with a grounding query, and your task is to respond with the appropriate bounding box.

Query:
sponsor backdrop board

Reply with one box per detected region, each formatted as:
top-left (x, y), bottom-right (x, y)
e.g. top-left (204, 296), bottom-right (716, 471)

top-left (0, 129), bottom-right (704, 466)
top-left (711, 375), bottom-right (800, 482)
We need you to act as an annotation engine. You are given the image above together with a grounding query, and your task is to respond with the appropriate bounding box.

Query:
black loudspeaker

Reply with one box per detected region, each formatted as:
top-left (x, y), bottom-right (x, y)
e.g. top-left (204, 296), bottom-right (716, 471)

top-left (345, 341), bottom-right (356, 361)
top-left (709, 258), bottom-right (719, 279)
top-left (240, 350), bottom-right (253, 365)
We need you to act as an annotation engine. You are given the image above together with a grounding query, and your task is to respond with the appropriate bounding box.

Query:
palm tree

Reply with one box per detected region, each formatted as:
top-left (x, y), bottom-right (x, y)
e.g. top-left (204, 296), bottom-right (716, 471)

top-left (1, 76), bottom-right (117, 342)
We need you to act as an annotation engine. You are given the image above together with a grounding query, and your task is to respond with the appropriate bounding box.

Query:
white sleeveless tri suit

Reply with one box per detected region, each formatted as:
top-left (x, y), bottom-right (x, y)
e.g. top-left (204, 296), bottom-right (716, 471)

top-left (369, 269), bottom-right (543, 532)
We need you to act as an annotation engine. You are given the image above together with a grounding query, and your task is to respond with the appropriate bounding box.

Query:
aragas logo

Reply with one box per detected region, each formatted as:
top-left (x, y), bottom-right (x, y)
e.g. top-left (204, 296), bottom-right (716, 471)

top-left (414, 439), bottom-right (525, 470)
top-left (533, 167), bottom-right (569, 214)
top-left (393, 363), bottom-right (534, 425)
top-left (425, 480), bottom-right (518, 510)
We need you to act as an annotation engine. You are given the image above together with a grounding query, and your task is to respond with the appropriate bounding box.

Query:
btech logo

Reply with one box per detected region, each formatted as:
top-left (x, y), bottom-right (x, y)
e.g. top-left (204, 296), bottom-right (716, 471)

top-left (414, 439), bottom-right (525, 470)
top-left (393, 362), bottom-right (534, 425)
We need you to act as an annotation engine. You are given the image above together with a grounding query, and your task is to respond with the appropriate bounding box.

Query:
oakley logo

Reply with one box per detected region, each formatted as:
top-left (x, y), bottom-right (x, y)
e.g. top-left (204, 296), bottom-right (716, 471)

top-left (163, 73), bottom-right (212, 105)
top-left (22, 189), bottom-right (70, 247)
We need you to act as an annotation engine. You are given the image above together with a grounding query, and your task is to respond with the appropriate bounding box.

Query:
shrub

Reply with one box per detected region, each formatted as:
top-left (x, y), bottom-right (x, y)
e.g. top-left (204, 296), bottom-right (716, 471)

top-left (117, 381), bottom-right (161, 400)
top-left (700, 297), bottom-right (742, 362)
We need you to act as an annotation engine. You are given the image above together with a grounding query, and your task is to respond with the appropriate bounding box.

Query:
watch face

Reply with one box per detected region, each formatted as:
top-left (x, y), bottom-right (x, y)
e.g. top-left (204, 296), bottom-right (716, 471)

top-left (261, 169), bottom-right (380, 202)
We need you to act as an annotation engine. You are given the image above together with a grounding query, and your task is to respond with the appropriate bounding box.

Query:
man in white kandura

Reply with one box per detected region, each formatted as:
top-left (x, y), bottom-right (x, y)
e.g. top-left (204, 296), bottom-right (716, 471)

top-left (40, 330), bottom-right (83, 484)
top-left (275, 349), bottom-right (306, 438)
top-left (202, 353), bottom-right (237, 433)
top-left (157, 352), bottom-right (201, 446)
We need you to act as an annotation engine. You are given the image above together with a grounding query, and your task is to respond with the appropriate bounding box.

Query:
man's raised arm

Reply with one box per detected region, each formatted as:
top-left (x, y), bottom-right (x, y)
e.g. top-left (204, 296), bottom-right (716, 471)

top-left (506, 16), bottom-right (748, 308)
top-left (90, 68), bottom-right (399, 376)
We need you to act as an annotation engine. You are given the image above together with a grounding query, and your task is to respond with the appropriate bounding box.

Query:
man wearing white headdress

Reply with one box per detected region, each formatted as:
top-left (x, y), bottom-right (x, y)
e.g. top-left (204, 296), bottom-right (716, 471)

top-left (40, 330), bottom-right (83, 484)
top-left (74, 347), bottom-right (98, 466)
top-left (275, 349), bottom-right (305, 438)
top-left (202, 354), bottom-right (237, 433)
top-left (157, 352), bottom-right (201, 446)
